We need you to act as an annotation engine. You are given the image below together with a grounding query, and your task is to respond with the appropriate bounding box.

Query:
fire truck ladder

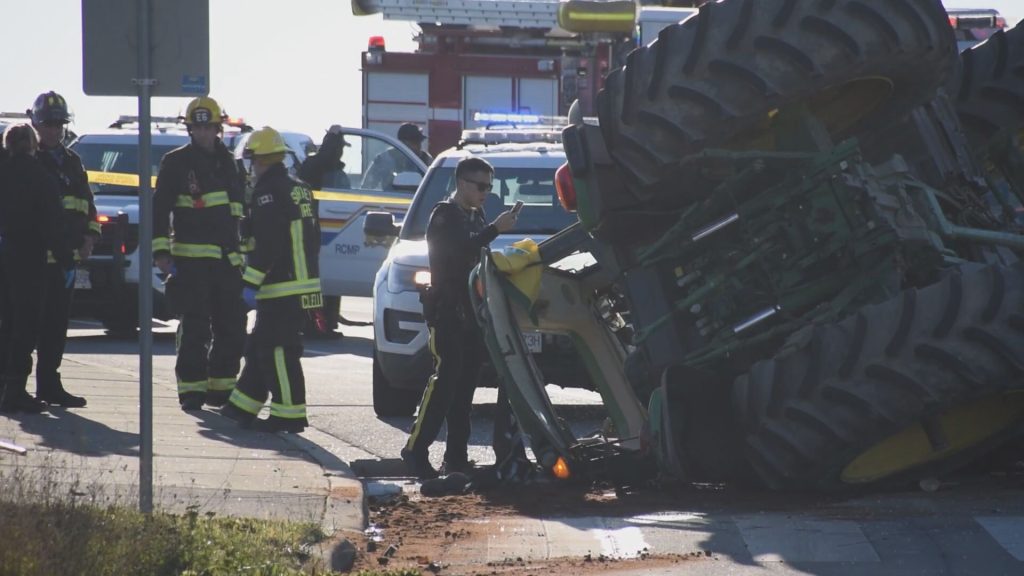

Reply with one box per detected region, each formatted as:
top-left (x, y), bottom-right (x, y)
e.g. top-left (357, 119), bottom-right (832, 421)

top-left (353, 0), bottom-right (563, 29)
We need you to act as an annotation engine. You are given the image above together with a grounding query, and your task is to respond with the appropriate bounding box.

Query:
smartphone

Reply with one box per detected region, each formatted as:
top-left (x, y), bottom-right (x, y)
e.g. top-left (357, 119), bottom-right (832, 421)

top-left (512, 200), bottom-right (525, 214)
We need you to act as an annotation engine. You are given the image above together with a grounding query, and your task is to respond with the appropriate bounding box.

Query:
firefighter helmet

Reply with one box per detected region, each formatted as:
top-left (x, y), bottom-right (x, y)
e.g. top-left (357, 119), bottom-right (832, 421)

top-left (29, 91), bottom-right (72, 125)
top-left (244, 126), bottom-right (288, 157)
top-left (182, 96), bottom-right (224, 126)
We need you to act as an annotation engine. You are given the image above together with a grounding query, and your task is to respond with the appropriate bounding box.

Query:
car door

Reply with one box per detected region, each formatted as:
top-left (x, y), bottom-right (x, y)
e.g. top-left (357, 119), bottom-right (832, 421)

top-left (313, 127), bottom-right (427, 297)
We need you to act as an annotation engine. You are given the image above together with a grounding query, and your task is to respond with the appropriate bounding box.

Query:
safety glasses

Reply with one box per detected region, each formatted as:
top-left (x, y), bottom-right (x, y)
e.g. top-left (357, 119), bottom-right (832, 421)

top-left (460, 177), bottom-right (493, 193)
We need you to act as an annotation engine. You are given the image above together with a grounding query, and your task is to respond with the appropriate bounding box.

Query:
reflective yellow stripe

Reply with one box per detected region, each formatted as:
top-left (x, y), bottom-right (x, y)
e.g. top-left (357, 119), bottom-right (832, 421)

top-left (174, 190), bottom-right (230, 208)
top-left (177, 380), bottom-right (207, 394)
top-left (228, 389), bottom-right (264, 415)
top-left (274, 347), bottom-right (292, 406)
top-left (312, 190), bottom-right (412, 206)
top-left (230, 202), bottom-right (244, 217)
top-left (243, 266), bottom-right (266, 285)
top-left (256, 279), bottom-right (321, 299)
top-left (46, 251), bottom-right (57, 264)
top-left (170, 243), bottom-right (222, 259)
top-left (153, 237), bottom-right (171, 252)
top-left (227, 252), bottom-right (244, 267)
top-left (270, 403), bottom-right (307, 420)
top-left (406, 326), bottom-right (438, 450)
top-left (88, 220), bottom-right (102, 234)
top-left (62, 197), bottom-right (91, 214)
top-left (290, 220), bottom-right (308, 280)
top-left (208, 377), bottom-right (236, 392)
top-left (87, 170), bottom-right (157, 188)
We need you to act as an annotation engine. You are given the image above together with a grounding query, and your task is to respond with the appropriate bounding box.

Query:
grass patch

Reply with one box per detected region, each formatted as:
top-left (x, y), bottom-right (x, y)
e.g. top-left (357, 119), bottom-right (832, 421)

top-left (0, 499), bottom-right (332, 575)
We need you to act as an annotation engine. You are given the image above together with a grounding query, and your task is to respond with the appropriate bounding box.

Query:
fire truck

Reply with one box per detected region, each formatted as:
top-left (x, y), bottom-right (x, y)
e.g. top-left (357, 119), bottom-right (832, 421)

top-left (353, 0), bottom-right (697, 154)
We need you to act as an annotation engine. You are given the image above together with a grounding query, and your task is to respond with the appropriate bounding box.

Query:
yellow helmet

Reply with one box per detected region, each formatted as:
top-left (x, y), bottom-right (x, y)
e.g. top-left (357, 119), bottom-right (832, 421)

top-left (182, 96), bottom-right (223, 125)
top-left (244, 126), bottom-right (288, 157)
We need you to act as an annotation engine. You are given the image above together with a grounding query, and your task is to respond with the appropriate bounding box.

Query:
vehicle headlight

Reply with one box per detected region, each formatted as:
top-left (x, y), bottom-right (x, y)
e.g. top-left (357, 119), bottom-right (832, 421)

top-left (387, 263), bottom-right (430, 293)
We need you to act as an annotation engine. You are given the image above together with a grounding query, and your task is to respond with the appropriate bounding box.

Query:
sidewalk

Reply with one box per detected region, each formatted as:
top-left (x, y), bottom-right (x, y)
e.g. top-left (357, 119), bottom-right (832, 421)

top-left (0, 356), bottom-right (365, 534)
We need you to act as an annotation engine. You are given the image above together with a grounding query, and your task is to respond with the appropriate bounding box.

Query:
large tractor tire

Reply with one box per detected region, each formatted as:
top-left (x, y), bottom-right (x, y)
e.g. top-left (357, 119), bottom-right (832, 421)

top-left (733, 263), bottom-right (1024, 491)
top-left (599, 0), bottom-right (956, 197)
top-left (953, 22), bottom-right (1024, 150)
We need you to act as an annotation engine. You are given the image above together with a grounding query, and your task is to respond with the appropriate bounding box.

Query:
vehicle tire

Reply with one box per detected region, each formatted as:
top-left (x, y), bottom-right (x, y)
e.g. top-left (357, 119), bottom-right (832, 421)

top-left (101, 288), bottom-right (139, 336)
top-left (953, 22), bottom-right (1024, 149)
top-left (599, 0), bottom-right (956, 196)
top-left (372, 349), bottom-right (422, 418)
top-left (732, 263), bottom-right (1024, 491)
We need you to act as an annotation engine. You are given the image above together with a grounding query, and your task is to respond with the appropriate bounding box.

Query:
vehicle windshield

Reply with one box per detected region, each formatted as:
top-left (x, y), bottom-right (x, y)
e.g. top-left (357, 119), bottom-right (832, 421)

top-left (400, 165), bottom-right (577, 240)
top-left (73, 141), bottom-right (180, 196)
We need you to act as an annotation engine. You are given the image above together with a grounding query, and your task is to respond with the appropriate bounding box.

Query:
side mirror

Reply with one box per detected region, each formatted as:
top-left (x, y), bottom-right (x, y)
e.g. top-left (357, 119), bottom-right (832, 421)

top-left (392, 171), bottom-right (422, 192)
top-left (364, 211), bottom-right (400, 247)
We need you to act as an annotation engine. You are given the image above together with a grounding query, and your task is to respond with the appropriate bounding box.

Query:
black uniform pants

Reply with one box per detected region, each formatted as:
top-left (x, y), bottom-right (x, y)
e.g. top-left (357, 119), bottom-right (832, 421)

top-left (0, 254), bottom-right (9, 379)
top-left (227, 297), bottom-right (308, 425)
top-left (0, 253), bottom-right (47, 395)
top-left (405, 316), bottom-right (482, 465)
top-left (167, 258), bottom-right (246, 403)
top-left (36, 263), bottom-right (73, 392)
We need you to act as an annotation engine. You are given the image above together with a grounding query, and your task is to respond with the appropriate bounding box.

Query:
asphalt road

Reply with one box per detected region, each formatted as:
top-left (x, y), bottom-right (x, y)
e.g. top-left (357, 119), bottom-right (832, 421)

top-left (65, 296), bottom-right (606, 474)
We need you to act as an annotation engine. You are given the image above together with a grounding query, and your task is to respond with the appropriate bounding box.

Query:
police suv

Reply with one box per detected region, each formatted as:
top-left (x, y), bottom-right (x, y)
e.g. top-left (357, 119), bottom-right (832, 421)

top-left (364, 119), bottom-right (590, 417)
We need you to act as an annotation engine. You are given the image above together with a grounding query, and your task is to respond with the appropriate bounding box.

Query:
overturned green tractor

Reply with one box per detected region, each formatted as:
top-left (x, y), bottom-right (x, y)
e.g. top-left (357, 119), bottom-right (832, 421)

top-left (471, 0), bottom-right (1024, 491)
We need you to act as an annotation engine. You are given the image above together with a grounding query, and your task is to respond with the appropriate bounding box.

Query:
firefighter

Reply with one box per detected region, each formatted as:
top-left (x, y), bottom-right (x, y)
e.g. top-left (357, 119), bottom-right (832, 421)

top-left (361, 122), bottom-right (433, 191)
top-left (402, 156), bottom-right (517, 479)
top-left (0, 124), bottom-right (72, 413)
top-left (30, 91), bottom-right (97, 408)
top-left (221, 127), bottom-right (322, 433)
top-left (153, 96), bottom-right (247, 411)
top-left (297, 124), bottom-right (350, 339)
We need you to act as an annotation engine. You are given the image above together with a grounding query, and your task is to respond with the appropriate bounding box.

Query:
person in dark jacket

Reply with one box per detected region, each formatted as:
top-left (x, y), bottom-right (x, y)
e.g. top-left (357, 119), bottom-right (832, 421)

top-left (401, 156), bottom-right (517, 479)
top-left (221, 127), bottom-right (322, 433)
top-left (361, 122), bottom-right (432, 191)
top-left (29, 91), bottom-right (97, 408)
top-left (297, 125), bottom-right (351, 339)
top-left (153, 96), bottom-right (247, 411)
top-left (0, 124), bottom-right (73, 413)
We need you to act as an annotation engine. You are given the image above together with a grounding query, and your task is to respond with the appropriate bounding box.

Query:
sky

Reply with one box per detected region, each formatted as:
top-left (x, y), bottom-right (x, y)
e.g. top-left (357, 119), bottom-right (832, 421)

top-left (1, 0), bottom-right (1021, 141)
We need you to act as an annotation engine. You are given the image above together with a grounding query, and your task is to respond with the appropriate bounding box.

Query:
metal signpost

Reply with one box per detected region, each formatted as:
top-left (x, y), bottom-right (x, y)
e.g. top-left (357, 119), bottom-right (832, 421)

top-left (82, 0), bottom-right (209, 513)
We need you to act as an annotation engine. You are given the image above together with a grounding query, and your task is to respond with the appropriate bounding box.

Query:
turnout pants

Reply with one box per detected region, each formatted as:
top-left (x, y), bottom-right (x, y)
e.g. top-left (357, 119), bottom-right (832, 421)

top-left (227, 297), bottom-right (308, 426)
top-left (35, 263), bottom-right (74, 393)
top-left (405, 316), bottom-right (482, 466)
top-left (168, 258), bottom-right (246, 405)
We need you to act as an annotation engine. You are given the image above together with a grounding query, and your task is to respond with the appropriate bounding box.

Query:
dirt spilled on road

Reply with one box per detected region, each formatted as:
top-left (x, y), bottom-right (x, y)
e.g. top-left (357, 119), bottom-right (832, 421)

top-left (347, 481), bottom-right (784, 575)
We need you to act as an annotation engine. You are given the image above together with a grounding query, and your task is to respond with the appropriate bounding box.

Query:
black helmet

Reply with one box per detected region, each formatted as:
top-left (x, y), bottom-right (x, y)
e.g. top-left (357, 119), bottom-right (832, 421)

top-left (29, 91), bottom-right (72, 125)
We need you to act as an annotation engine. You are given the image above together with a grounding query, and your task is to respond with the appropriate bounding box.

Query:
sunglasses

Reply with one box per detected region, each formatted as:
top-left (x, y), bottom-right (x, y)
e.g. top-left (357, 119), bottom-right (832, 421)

top-left (460, 177), bottom-right (493, 193)
top-left (41, 121), bottom-right (66, 128)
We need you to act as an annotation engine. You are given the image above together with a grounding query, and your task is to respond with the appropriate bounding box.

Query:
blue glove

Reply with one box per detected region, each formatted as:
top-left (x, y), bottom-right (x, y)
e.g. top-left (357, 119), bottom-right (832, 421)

top-left (64, 268), bottom-right (76, 289)
top-left (242, 286), bottom-right (258, 309)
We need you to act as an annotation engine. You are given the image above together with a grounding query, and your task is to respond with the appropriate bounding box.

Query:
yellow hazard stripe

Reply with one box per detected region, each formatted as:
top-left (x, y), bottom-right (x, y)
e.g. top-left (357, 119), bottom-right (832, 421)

top-left (312, 190), bottom-right (412, 206)
top-left (87, 170), bottom-right (158, 188)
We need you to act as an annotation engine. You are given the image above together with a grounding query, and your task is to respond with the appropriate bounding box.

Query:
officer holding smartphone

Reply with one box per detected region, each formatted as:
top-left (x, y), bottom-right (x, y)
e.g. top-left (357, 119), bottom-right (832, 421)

top-left (402, 156), bottom-right (518, 479)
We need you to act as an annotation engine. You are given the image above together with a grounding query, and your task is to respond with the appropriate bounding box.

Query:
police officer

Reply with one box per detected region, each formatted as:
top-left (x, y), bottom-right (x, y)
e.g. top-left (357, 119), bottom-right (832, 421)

top-left (361, 122), bottom-right (433, 191)
top-left (30, 91), bottom-right (97, 408)
top-left (221, 127), bottom-right (322, 433)
top-left (402, 156), bottom-right (517, 479)
top-left (153, 96), bottom-right (247, 411)
top-left (0, 124), bottom-right (72, 413)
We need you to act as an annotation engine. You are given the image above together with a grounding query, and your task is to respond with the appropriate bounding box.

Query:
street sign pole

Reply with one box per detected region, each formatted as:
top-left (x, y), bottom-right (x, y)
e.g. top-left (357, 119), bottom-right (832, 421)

top-left (136, 0), bottom-right (154, 514)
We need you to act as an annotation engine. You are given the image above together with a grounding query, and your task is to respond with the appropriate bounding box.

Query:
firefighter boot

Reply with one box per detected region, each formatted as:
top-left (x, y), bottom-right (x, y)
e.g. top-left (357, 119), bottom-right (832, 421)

top-left (219, 402), bottom-right (255, 428)
top-left (37, 374), bottom-right (87, 408)
top-left (1, 378), bottom-right (48, 414)
top-left (251, 417), bottom-right (306, 434)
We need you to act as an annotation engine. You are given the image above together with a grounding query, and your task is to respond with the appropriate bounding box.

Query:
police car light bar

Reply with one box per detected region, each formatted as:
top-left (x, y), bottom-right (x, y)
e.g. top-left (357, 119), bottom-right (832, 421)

top-left (473, 112), bottom-right (570, 126)
top-left (112, 115), bottom-right (185, 128)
